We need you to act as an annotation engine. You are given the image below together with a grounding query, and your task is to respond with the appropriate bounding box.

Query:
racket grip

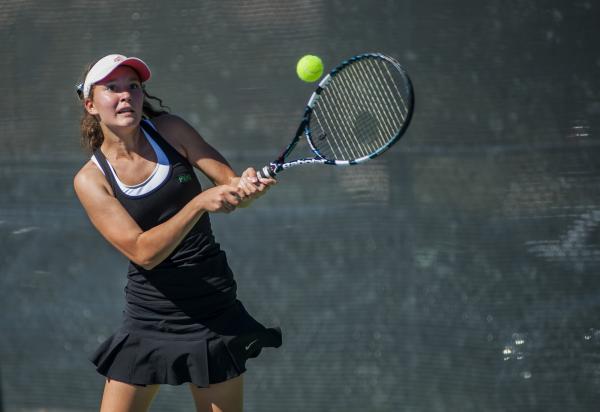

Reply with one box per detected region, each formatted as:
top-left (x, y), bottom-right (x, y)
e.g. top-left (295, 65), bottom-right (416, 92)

top-left (257, 165), bottom-right (277, 179)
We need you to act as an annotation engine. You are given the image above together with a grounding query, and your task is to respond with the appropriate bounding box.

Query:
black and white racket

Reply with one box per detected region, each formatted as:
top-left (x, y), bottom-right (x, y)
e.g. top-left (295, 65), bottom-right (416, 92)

top-left (257, 52), bottom-right (414, 179)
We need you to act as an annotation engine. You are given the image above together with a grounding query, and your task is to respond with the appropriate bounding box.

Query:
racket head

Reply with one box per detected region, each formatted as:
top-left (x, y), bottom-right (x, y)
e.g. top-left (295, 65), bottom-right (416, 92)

top-left (303, 53), bottom-right (414, 164)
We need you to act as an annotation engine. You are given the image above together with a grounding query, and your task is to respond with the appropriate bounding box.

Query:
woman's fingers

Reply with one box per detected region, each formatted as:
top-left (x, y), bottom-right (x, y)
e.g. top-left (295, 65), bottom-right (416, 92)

top-left (233, 168), bottom-right (278, 208)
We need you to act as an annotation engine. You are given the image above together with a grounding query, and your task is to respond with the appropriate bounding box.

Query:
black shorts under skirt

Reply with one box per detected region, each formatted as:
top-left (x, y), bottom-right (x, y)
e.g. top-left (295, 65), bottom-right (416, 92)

top-left (89, 300), bottom-right (282, 387)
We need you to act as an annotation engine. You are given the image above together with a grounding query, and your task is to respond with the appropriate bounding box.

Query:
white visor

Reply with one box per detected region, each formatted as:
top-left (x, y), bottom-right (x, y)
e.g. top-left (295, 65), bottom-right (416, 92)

top-left (82, 54), bottom-right (151, 98)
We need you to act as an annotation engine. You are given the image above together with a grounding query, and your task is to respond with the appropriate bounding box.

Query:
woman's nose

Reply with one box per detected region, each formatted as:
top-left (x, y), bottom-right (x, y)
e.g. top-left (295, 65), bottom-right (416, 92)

top-left (119, 90), bottom-right (132, 101)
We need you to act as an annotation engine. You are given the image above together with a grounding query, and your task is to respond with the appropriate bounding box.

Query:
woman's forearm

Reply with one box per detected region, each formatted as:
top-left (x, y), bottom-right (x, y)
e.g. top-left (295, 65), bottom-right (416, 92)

top-left (134, 196), bottom-right (206, 269)
top-left (131, 183), bottom-right (243, 269)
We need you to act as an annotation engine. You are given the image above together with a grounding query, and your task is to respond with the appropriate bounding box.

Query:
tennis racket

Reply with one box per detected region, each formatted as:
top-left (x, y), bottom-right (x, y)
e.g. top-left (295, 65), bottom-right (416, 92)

top-left (256, 52), bottom-right (414, 179)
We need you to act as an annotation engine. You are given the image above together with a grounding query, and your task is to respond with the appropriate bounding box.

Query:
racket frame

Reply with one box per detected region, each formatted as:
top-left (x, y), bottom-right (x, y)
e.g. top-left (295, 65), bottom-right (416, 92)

top-left (259, 52), bottom-right (414, 179)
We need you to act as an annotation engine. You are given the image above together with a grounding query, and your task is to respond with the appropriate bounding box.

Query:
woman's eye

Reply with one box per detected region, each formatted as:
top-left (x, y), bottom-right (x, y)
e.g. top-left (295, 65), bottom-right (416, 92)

top-left (105, 85), bottom-right (117, 91)
top-left (130, 83), bottom-right (140, 90)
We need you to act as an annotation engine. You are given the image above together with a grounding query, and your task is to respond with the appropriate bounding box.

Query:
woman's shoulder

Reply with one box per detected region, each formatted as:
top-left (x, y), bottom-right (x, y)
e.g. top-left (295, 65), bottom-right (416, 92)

top-left (73, 159), bottom-right (112, 196)
top-left (149, 114), bottom-right (205, 158)
top-left (74, 159), bottom-right (100, 180)
top-left (150, 113), bottom-right (191, 134)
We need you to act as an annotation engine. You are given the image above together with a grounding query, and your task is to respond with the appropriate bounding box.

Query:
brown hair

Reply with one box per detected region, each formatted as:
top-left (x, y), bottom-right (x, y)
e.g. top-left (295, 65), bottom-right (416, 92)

top-left (77, 64), bottom-right (170, 154)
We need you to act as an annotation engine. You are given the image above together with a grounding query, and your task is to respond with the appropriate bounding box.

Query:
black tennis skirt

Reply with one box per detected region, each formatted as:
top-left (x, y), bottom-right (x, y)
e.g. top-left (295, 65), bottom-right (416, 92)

top-left (90, 299), bottom-right (281, 387)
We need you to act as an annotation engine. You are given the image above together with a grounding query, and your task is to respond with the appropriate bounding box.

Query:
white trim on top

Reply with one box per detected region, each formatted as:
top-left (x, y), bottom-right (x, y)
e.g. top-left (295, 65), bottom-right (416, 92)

top-left (90, 122), bottom-right (170, 197)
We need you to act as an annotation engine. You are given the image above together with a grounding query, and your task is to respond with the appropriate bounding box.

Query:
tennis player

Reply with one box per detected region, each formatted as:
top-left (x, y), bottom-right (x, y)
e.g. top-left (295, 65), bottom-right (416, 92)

top-left (73, 54), bottom-right (281, 412)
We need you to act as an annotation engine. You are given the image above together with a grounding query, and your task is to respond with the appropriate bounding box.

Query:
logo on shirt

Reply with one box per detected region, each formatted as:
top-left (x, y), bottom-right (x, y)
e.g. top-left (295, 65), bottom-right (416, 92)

top-left (177, 173), bottom-right (192, 184)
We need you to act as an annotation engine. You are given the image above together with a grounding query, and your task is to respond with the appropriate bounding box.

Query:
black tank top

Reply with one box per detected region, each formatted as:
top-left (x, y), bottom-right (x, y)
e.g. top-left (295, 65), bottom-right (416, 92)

top-left (93, 119), bottom-right (237, 323)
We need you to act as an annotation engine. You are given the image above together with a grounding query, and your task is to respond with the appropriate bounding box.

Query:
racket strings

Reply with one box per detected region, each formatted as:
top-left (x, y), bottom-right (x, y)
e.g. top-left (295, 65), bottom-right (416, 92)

top-left (313, 70), bottom-right (371, 159)
top-left (346, 64), bottom-right (393, 151)
top-left (313, 102), bottom-right (356, 160)
top-left (326, 72), bottom-right (378, 157)
top-left (358, 60), bottom-right (408, 137)
top-left (314, 74), bottom-right (377, 159)
top-left (311, 57), bottom-right (411, 161)
top-left (347, 59), bottom-right (408, 149)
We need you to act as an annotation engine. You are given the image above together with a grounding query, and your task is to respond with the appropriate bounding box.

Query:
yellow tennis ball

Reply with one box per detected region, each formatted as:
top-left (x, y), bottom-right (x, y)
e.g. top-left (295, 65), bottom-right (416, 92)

top-left (296, 55), bottom-right (324, 83)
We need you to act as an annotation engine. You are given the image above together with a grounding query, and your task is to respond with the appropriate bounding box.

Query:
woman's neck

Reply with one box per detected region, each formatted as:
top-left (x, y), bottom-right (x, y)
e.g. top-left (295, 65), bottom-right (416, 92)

top-left (100, 123), bottom-right (145, 161)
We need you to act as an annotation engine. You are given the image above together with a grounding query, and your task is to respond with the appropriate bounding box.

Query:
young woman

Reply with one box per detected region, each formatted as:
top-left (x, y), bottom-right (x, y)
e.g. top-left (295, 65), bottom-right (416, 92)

top-left (73, 54), bottom-right (281, 412)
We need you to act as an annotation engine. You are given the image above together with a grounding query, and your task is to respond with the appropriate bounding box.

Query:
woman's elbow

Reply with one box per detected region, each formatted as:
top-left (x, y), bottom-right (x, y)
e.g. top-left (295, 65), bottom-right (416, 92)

top-left (139, 261), bottom-right (158, 271)
top-left (130, 252), bottom-right (160, 271)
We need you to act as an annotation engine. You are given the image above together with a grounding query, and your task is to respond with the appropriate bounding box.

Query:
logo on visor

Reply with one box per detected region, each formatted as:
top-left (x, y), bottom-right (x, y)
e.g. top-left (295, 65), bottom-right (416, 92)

top-left (114, 56), bottom-right (125, 62)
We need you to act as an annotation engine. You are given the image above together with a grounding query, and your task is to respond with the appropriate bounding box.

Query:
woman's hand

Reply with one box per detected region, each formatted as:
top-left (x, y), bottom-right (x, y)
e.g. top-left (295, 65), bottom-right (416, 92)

top-left (234, 167), bottom-right (277, 207)
top-left (196, 184), bottom-right (246, 213)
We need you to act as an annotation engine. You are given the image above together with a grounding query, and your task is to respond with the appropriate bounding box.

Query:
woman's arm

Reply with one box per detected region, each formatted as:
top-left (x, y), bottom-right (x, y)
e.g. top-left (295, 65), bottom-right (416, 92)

top-left (73, 162), bottom-right (243, 270)
top-left (152, 114), bottom-right (238, 185)
top-left (152, 114), bottom-right (276, 203)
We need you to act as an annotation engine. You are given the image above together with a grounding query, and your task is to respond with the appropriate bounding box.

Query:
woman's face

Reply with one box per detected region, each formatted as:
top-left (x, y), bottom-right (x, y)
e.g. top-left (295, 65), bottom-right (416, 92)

top-left (84, 65), bottom-right (144, 131)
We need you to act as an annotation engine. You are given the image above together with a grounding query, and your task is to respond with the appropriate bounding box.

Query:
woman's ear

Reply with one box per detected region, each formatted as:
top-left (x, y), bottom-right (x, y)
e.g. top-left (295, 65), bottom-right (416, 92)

top-left (84, 98), bottom-right (98, 115)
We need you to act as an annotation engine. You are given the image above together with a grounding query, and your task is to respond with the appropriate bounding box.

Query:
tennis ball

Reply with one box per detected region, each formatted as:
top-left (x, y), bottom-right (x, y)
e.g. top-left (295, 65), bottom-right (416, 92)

top-left (296, 55), bottom-right (324, 83)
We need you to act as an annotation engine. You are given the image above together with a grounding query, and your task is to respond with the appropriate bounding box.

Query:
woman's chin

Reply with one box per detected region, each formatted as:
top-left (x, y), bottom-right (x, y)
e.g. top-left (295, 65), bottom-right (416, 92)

top-left (114, 114), bottom-right (141, 127)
